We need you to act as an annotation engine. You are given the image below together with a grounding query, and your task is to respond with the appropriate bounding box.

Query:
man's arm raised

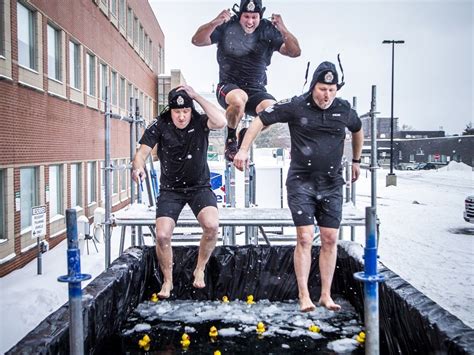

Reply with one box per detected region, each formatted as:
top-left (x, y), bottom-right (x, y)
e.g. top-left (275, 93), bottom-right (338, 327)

top-left (271, 14), bottom-right (301, 58)
top-left (233, 117), bottom-right (265, 171)
top-left (192, 9), bottom-right (231, 46)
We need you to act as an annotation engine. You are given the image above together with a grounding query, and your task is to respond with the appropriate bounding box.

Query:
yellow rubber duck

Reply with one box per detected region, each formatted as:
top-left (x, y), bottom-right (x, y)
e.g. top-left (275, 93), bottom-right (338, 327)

top-left (256, 321), bottom-right (266, 334)
top-left (246, 295), bottom-right (255, 304)
top-left (356, 331), bottom-right (366, 343)
top-left (222, 295), bottom-right (229, 303)
top-left (209, 326), bottom-right (219, 338)
top-left (309, 324), bottom-right (321, 333)
top-left (180, 333), bottom-right (191, 348)
top-left (150, 293), bottom-right (159, 303)
top-left (138, 334), bottom-right (151, 351)
top-left (214, 351), bottom-right (222, 355)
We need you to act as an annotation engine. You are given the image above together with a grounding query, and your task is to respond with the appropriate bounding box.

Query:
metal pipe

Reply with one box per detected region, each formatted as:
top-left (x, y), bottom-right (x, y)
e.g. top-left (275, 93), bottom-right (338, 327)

top-left (104, 86), bottom-right (112, 268)
top-left (135, 98), bottom-right (143, 246)
top-left (364, 206), bottom-right (380, 354)
top-left (370, 85), bottom-right (378, 210)
top-left (58, 209), bottom-right (91, 355)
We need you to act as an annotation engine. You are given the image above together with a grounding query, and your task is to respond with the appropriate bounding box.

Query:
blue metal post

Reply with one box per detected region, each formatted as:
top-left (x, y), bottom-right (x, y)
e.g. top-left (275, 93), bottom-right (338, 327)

top-left (58, 209), bottom-right (91, 355)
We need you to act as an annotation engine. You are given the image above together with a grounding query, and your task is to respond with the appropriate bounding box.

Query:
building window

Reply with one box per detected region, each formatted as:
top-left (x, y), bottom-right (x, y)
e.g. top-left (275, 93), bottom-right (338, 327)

top-left (49, 165), bottom-right (63, 219)
top-left (127, 7), bottom-right (133, 39)
top-left (0, 169), bottom-right (5, 240)
top-left (20, 167), bottom-right (38, 230)
top-left (111, 70), bottom-right (117, 105)
top-left (119, 76), bottom-right (125, 109)
top-left (47, 24), bottom-right (61, 81)
top-left (86, 53), bottom-right (96, 96)
top-left (69, 41), bottom-right (81, 89)
top-left (100, 63), bottom-right (108, 101)
top-left (71, 163), bottom-right (82, 208)
top-left (119, 0), bottom-right (126, 26)
top-left (17, 2), bottom-right (37, 70)
top-left (110, 0), bottom-right (117, 17)
top-left (133, 16), bottom-right (138, 45)
top-left (144, 33), bottom-right (148, 60)
top-left (158, 45), bottom-right (164, 74)
top-left (416, 148), bottom-right (424, 156)
top-left (113, 159), bottom-right (118, 194)
top-left (148, 39), bottom-right (153, 66)
top-left (87, 162), bottom-right (97, 204)
top-left (139, 25), bottom-right (144, 53)
top-left (120, 159), bottom-right (127, 191)
top-left (0, 0), bottom-right (5, 57)
top-left (100, 161), bottom-right (105, 202)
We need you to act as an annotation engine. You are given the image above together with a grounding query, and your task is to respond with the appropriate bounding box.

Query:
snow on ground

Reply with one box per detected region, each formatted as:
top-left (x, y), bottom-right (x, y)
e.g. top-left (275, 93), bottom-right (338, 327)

top-left (0, 162), bottom-right (473, 353)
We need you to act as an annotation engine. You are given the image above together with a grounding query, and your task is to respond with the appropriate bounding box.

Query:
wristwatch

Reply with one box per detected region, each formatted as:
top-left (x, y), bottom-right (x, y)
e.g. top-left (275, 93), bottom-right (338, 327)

top-left (352, 158), bottom-right (361, 163)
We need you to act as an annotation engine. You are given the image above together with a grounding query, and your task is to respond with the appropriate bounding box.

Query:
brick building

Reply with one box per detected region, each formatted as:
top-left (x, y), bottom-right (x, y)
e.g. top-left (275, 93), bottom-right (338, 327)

top-left (0, 0), bottom-right (165, 275)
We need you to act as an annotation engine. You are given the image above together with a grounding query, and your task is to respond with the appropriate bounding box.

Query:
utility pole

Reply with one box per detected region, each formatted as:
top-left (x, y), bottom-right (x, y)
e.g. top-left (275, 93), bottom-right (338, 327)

top-left (383, 40), bottom-right (405, 187)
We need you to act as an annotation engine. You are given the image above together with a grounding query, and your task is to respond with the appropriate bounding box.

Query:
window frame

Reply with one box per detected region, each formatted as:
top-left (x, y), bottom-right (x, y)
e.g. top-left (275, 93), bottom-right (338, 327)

top-left (86, 52), bottom-right (96, 96)
top-left (70, 163), bottom-right (82, 208)
top-left (20, 167), bottom-right (38, 232)
top-left (0, 169), bottom-right (5, 240)
top-left (48, 165), bottom-right (63, 219)
top-left (87, 161), bottom-right (97, 204)
top-left (47, 23), bottom-right (62, 81)
top-left (69, 40), bottom-right (81, 90)
top-left (17, 1), bottom-right (37, 70)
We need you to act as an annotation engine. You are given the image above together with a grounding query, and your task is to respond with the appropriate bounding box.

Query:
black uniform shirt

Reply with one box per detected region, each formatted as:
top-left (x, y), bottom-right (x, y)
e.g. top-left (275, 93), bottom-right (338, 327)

top-left (210, 17), bottom-right (284, 90)
top-left (139, 112), bottom-right (211, 191)
top-left (259, 94), bottom-right (362, 186)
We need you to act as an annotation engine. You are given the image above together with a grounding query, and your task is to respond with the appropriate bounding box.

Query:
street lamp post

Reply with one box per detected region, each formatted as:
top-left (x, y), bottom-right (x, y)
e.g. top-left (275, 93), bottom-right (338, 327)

top-left (383, 39), bottom-right (404, 187)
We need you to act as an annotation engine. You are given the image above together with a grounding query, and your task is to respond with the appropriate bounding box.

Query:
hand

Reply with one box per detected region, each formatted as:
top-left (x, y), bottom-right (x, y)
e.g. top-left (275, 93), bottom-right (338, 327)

top-left (351, 163), bottom-right (360, 182)
top-left (176, 85), bottom-right (197, 99)
top-left (271, 14), bottom-right (287, 33)
top-left (212, 9), bottom-right (232, 26)
top-left (132, 168), bottom-right (146, 183)
top-left (233, 150), bottom-right (249, 171)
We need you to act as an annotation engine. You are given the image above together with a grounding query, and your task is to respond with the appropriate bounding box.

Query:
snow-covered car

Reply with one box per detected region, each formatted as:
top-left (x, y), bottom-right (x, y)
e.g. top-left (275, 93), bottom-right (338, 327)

top-left (464, 196), bottom-right (474, 223)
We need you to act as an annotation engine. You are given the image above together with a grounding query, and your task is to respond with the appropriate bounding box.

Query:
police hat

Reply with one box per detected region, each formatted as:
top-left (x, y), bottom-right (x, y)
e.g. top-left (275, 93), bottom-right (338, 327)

top-left (168, 88), bottom-right (194, 109)
top-left (309, 58), bottom-right (345, 91)
top-left (233, 0), bottom-right (266, 17)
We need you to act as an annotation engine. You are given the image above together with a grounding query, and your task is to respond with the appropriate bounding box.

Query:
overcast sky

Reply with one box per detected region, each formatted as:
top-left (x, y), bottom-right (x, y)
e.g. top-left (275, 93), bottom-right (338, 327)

top-left (149, 0), bottom-right (473, 135)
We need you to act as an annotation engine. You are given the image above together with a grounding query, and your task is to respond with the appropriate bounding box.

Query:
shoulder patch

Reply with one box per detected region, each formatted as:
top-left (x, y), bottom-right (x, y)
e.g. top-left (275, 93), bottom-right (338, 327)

top-left (276, 98), bottom-right (291, 105)
top-left (147, 118), bottom-right (158, 128)
top-left (264, 105), bottom-right (275, 113)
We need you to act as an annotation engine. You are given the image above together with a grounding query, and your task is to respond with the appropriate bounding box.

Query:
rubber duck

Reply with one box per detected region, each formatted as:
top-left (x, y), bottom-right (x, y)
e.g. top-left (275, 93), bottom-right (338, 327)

top-left (180, 333), bottom-right (191, 348)
top-left (256, 321), bottom-right (266, 334)
top-left (214, 351), bottom-right (221, 355)
top-left (222, 295), bottom-right (229, 303)
top-left (246, 295), bottom-right (255, 305)
top-left (138, 334), bottom-right (151, 351)
top-left (150, 293), bottom-right (159, 303)
top-left (309, 324), bottom-right (320, 333)
top-left (209, 326), bottom-right (218, 338)
top-left (356, 331), bottom-right (366, 344)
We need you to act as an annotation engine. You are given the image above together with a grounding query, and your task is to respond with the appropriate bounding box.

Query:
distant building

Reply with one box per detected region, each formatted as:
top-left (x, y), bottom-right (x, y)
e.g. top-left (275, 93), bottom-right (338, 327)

top-left (398, 130), bottom-right (445, 139)
top-left (0, 0), bottom-right (165, 276)
top-left (361, 116), bottom-right (399, 139)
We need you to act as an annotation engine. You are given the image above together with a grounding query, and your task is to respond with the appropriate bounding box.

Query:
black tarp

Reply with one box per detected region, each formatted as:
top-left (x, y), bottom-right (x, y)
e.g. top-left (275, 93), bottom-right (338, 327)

top-left (7, 242), bottom-right (474, 354)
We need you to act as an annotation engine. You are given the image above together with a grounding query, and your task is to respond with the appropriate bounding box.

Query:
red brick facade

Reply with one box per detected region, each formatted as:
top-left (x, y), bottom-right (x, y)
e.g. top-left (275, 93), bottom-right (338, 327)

top-left (0, 0), bottom-right (164, 276)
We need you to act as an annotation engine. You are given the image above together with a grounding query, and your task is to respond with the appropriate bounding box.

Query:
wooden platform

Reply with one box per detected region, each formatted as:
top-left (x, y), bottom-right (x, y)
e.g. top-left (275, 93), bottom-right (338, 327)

top-left (111, 203), bottom-right (366, 228)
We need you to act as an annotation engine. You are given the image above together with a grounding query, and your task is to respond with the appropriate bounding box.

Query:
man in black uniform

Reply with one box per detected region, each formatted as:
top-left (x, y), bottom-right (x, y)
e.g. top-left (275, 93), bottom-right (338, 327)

top-left (132, 85), bottom-right (226, 298)
top-left (234, 61), bottom-right (364, 312)
top-left (192, 0), bottom-right (301, 161)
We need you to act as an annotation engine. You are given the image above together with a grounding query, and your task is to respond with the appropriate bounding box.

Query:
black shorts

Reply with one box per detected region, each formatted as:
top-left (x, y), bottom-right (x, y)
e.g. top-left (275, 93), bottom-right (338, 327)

top-left (286, 181), bottom-right (343, 228)
top-left (216, 83), bottom-right (275, 117)
top-left (155, 188), bottom-right (218, 223)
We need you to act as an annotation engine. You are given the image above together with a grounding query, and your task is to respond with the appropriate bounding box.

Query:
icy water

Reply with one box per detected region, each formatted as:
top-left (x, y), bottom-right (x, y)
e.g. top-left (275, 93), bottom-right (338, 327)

top-left (119, 298), bottom-right (366, 354)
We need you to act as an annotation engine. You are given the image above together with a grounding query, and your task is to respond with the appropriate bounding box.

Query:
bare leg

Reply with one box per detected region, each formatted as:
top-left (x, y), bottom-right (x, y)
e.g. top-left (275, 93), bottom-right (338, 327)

top-left (318, 227), bottom-right (341, 311)
top-left (294, 225), bottom-right (316, 312)
top-left (225, 89), bottom-right (248, 129)
top-left (193, 206), bottom-right (219, 288)
top-left (155, 217), bottom-right (175, 298)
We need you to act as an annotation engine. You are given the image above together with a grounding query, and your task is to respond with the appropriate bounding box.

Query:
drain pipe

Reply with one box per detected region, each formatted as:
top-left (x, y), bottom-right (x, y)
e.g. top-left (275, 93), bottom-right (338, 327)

top-left (58, 209), bottom-right (91, 355)
top-left (354, 85), bottom-right (385, 354)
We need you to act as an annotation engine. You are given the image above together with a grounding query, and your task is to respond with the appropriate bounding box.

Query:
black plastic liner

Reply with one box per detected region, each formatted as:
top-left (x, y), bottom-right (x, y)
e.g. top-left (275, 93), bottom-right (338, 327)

top-left (7, 242), bottom-right (474, 354)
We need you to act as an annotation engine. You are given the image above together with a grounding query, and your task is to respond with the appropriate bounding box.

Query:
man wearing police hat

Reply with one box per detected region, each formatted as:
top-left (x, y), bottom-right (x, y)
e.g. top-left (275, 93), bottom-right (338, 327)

top-left (132, 85), bottom-right (226, 298)
top-left (192, 0), bottom-right (301, 161)
top-left (234, 60), bottom-right (364, 312)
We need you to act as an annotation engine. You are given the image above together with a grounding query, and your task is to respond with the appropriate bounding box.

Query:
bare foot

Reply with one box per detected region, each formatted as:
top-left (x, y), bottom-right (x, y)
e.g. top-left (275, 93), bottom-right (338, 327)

top-left (318, 296), bottom-right (341, 311)
top-left (157, 282), bottom-right (173, 299)
top-left (299, 297), bottom-right (316, 312)
top-left (193, 269), bottom-right (206, 289)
